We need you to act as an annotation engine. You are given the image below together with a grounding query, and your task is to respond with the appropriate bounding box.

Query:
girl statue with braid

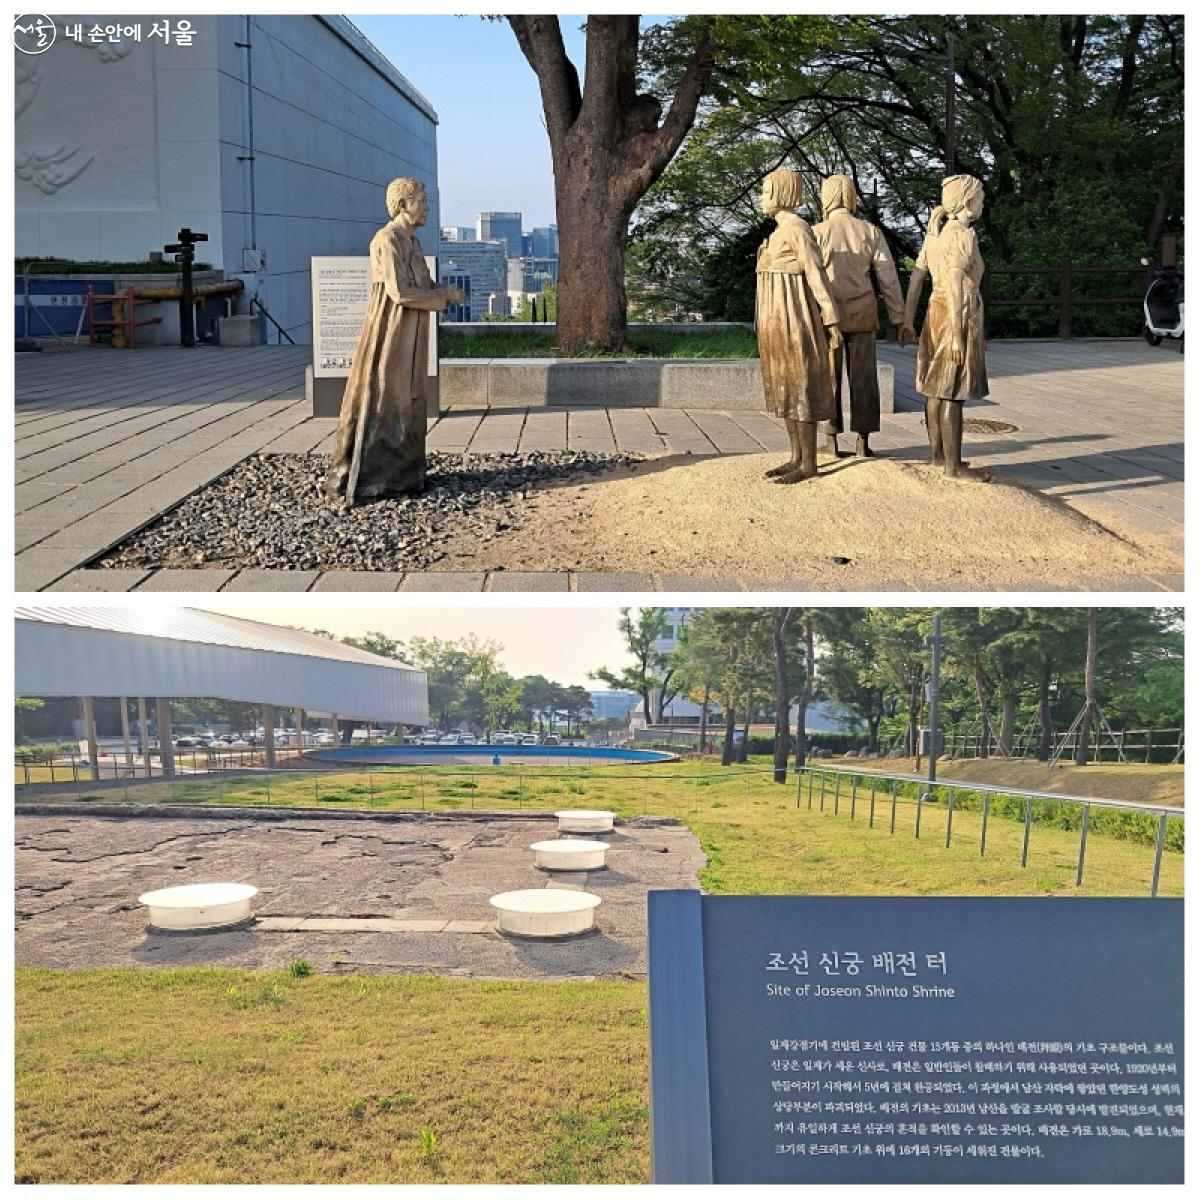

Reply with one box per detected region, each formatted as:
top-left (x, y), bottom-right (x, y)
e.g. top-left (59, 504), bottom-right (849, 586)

top-left (755, 169), bottom-right (841, 483)
top-left (900, 174), bottom-right (989, 479)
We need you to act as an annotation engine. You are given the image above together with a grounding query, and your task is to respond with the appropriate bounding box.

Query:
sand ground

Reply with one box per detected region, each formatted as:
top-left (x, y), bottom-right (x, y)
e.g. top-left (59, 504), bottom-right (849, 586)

top-left (431, 452), bottom-right (1180, 589)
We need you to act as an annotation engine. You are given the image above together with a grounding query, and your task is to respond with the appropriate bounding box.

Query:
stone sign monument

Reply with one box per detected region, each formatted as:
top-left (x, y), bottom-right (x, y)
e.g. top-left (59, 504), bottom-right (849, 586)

top-left (648, 893), bottom-right (1183, 1185)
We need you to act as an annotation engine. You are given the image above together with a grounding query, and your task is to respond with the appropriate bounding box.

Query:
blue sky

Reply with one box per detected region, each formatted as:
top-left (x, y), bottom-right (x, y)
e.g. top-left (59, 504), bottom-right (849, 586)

top-left (350, 15), bottom-right (589, 229)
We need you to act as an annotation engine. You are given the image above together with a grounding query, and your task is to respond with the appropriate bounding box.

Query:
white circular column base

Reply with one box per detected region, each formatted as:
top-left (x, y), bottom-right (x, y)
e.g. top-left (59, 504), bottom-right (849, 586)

top-left (137, 882), bottom-right (258, 931)
top-left (489, 889), bottom-right (601, 937)
top-left (555, 809), bottom-right (616, 834)
top-left (530, 838), bottom-right (610, 871)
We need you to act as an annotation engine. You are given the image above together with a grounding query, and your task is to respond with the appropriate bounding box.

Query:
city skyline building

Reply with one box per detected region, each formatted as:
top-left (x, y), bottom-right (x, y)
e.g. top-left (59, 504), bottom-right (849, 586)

top-left (438, 237), bottom-right (508, 321)
top-left (476, 211), bottom-right (523, 256)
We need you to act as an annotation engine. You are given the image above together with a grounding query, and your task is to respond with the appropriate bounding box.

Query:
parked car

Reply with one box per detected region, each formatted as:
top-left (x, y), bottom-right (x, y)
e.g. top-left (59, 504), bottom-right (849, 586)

top-left (542, 734), bottom-right (562, 747)
top-left (439, 733), bottom-right (461, 745)
top-left (493, 732), bottom-right (518, 746)
top-left (457, 734), bottom-right (476, 745)
top-left (174, 736), bottom-right (199, 748)
top-left (520, 734), bottom-right (539, 746)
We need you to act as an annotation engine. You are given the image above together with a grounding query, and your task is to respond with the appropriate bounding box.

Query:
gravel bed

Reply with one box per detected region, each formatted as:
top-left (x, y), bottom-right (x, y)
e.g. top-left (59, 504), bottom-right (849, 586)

top-left (95, 451), bottom-right (644, 572)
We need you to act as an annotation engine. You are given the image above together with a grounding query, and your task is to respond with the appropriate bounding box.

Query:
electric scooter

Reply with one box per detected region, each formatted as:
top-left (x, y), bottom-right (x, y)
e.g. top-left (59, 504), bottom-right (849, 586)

top-left (1140, 257), bottom-right (1184, 352)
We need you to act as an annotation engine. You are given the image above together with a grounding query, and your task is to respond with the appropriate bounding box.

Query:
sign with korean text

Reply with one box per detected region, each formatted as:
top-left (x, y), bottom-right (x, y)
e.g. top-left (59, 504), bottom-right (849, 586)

top-left (647, 894), bottom-right (1183, 1184)
top-left (310, 255), bottom-right (437, 379)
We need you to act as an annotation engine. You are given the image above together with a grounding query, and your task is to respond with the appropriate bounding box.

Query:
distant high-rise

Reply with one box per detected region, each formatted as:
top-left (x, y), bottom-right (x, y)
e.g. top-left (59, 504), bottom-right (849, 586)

top-left (477, 212), bottom-right (523, 257)
top-left (438, 238), bottom-right (507, 322)
top-left (441, 226), bottom-right (475, 242)
top-left (528, 225), bottom-right (559, 259)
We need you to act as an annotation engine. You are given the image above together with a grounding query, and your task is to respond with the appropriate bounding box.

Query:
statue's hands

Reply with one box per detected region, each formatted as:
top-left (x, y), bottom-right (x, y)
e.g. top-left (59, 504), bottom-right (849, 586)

top-left (899, 324), bottom-right (918, 348)
top-left (946, 342), bottom-right (965, 365)
top-left (827, 325), bottom-right (842, 351)
top-left (444, 284), bottom-right (466, 306)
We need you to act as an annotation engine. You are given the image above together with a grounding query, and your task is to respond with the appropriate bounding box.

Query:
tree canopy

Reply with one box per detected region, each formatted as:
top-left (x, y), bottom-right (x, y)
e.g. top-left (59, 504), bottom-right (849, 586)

top-left (630, 14), bottom-right (1184, 334)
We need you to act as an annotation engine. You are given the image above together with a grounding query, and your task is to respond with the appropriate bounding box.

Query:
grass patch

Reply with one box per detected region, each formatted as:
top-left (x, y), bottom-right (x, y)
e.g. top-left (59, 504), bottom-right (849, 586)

top-left (440, 326), bottom-right (758, 359)
top-left (15, 969), bottom-right (649, 1184)
top-left (61, 759), bottom-right (1182, 898)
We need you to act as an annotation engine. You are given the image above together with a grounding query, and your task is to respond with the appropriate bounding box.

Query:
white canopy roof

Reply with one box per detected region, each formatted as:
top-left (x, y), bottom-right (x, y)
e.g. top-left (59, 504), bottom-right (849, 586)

top-left (15, 607), bottom-right (428, 724)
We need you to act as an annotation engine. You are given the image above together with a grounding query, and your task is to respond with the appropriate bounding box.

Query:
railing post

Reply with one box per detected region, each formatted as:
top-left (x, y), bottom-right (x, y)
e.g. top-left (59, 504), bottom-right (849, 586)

top-left (850, 776), bottom-right (857, 821)
top-left (868, 778), bottom-right (877, 828)
top-left (1150, 814), bottom-right (1167, 898)
top-left (1058, 261), bottom-right (1072, 339)
top-left (1021, 796), bottom-right (1033, 867)
top-left (796, 768), bottom-right (803, 809)
top-left (819, 773), bottom-right (827, 812)
top-left (915, 787), bottom-right (925, 839)
top-left (807, 769), bottom-right (814, 810)
top-left (945, 787), bottom-right (955, 848)
top-left (889, 780), bottom-right (898, 834)
top-left (1076, 804), bottom-right (1090, 887)
top-left (833, 774), bottom-right (841, 816)
top-left (980, 791), bottom-right (990, 855)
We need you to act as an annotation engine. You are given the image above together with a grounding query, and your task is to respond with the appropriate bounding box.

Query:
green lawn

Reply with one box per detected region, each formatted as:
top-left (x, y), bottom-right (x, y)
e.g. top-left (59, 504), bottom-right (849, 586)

top-left (15, 969), bottom-right (648, 1184)
top-left (440, 326), bottom-right (758, 359)
top-left (15, 758), bottom-right (1184, 1182)
top-left (65, 757), bottom-right (1182, 898)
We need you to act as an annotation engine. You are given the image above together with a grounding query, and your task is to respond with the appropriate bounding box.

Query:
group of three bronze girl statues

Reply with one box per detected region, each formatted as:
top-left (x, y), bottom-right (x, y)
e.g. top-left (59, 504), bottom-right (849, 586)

top-left (324, 170), bottom-right (988, 505)
top-left (756, 169), bottom-right (987, 482)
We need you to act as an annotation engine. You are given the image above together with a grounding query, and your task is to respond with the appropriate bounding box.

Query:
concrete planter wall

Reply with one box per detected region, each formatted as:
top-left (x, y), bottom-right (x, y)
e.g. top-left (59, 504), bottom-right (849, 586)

top-left (440, 357), bottom-right (894, 412)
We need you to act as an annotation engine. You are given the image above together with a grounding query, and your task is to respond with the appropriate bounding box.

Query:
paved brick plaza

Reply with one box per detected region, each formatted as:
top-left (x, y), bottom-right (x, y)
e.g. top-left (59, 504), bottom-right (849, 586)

top-left (15, 339), bottom-right (1183, 592)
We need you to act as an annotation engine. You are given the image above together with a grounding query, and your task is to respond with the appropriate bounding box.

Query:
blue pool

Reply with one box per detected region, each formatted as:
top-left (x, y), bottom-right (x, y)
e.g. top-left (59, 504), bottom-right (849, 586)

top-left (310, 745), bottom-right (676, 768)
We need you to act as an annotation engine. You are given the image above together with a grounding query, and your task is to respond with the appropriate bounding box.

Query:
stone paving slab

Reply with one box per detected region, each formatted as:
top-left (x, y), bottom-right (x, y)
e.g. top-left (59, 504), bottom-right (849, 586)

top-left (133, 568), bottom-right (239, 591)
top-left (15, 809), bottom-right (705, 979)
top-left (310, 571), bottom-right (406, 592)
top-left (219, 569), bottom-right (319, 592)
top-left (14, 340), bottom-right (1182, 591)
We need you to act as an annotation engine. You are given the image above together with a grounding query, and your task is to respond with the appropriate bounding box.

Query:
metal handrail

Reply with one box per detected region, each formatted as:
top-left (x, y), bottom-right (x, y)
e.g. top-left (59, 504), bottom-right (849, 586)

top-left (796, 764), bottom-right (1182, 897)
top-left (800, 764), bottom-right (1182, 819)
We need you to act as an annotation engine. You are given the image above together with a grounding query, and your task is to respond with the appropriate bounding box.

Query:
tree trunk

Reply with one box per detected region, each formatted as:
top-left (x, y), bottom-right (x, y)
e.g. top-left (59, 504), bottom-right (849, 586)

top-left (721, 693), bottom-right (738, 767)
top-left (557, 199), bottom-right (631, 351)
top-left (1074, 608), bottom-right (1097, 766)
top-left (997, 691), bottom-right (1018, 757)
top-left (739, 690), bottom-right (752, 764)
top-left (793, 617), bottom-right (815, 770)
top-left (772, 609), bottom-right (793, 784)
top-left (907, 683), bottom-right (921, 758)
top-left (867, 714), bottom-right (880, 754)
top-left (972, 654), bottom-right (992, 759)
top-left (699, 683), bottom-right (711, 756)
top-left (1036, 655), bottom-right (1053, 761)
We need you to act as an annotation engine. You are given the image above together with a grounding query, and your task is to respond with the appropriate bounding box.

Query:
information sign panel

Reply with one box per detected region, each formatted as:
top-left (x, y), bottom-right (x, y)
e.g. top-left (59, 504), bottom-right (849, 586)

top-left (310, 255), bottom-right (437, 378)
top-left (648, 894), bottom-right (1183, 1184)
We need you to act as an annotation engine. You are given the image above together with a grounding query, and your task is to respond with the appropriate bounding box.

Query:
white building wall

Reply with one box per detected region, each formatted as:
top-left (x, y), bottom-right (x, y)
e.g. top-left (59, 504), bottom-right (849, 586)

top-left (14, 20), bottom-right (224, 264)
top-left (14, 14), bottom-right (438, 344)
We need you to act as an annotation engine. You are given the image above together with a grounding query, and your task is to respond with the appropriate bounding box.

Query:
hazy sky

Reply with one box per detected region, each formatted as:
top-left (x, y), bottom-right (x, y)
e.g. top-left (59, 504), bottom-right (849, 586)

top-left (350, 14), bottom-right (580, 228)
top-left (200, 603), bottom-right (635, 687)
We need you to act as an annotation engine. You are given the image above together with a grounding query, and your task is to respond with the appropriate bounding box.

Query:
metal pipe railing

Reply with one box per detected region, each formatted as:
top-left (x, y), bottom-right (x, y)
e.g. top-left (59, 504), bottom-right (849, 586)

top-left (797, 765), bottom-right (1182, 898)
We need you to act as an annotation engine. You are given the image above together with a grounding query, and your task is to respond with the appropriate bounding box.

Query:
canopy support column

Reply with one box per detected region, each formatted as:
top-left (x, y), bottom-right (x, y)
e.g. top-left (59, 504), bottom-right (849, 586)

top-left (263, 704), bottom-right (277, 768)
top-left (155, 697), bottom-right (175, 778)
top-left (80, 696), bottom-right (100, 779)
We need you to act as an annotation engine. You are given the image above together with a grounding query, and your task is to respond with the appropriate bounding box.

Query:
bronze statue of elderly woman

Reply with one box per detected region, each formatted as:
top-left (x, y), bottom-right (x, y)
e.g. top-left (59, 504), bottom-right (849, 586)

top-left (901, 174), bottom-right (989, 479)
top-left (326, 177), bottom-right (464, 505)
top-left (755, 168), bottom-right (841, 483)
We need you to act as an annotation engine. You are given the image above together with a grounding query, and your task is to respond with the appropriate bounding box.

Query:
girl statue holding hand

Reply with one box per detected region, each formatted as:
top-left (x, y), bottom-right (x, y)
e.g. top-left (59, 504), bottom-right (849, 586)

top-left (755, 169), bottom-right (841, 483)
top-left (901, 174), bottom-right (989, 479)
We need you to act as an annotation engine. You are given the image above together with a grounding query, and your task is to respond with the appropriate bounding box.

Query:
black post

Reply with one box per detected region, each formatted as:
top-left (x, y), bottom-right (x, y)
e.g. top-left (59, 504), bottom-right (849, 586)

top-left (164, 227), bottom-right (208, 347)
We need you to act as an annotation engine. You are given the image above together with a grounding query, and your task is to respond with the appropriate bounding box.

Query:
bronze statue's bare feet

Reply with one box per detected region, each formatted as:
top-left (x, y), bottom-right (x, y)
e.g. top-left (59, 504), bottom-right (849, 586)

top-left (764, 460), bottom-right (796, 478)
top-left (856, 435), bottom-right (874, 458)
top-left (772, 466), bottom-right (818, 484)
top-left (944, 460), bottom-right (986, 481)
